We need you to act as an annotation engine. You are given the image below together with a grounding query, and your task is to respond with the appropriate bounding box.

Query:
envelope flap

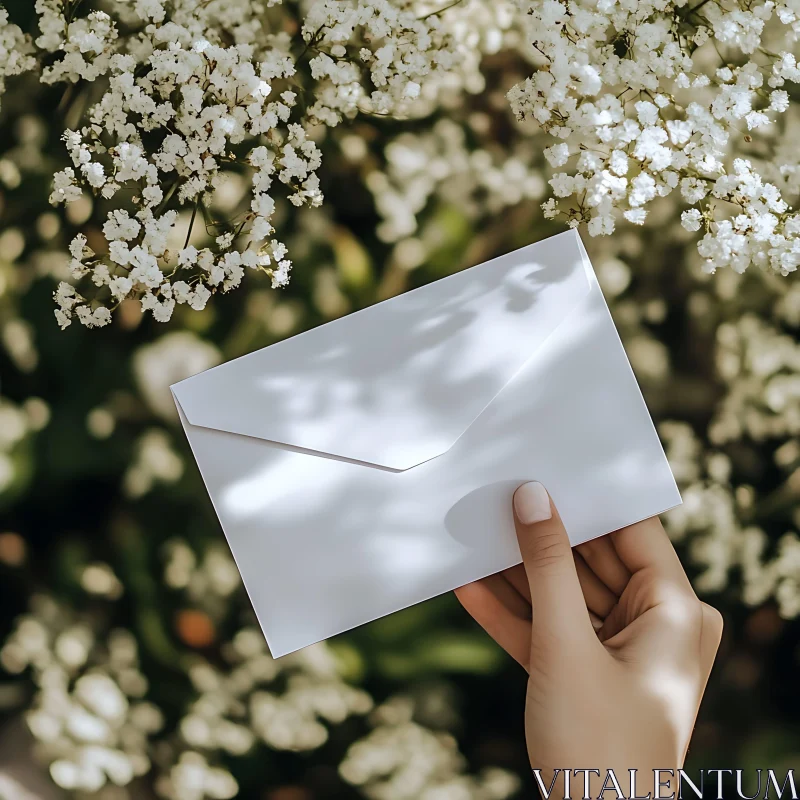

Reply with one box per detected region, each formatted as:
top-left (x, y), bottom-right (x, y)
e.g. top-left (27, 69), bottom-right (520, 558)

top-left (172, 230), bottom-right (592, 470)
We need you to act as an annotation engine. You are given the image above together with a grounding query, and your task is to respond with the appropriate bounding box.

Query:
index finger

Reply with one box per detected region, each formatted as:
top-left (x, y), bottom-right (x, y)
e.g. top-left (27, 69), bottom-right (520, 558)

top-left (610, 515), bottom-right (694, 591)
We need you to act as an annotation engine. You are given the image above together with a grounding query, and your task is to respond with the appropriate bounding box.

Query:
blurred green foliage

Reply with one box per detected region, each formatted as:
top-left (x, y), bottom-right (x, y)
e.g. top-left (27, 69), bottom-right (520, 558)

top-left (0, 0), bottom-right (799, 798)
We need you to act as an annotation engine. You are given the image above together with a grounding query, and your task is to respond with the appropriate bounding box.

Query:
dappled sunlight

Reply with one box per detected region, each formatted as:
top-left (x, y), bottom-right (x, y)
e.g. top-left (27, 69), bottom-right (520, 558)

top-left (173, 233), bottom-right (590, 471)
top-left (174, 232), bottom-right (679, 657)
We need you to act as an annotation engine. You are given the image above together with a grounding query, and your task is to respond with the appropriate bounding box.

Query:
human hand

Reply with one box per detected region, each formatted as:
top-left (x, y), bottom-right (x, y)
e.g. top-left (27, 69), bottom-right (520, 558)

top-left (455, 482), bottom-right (722, 795)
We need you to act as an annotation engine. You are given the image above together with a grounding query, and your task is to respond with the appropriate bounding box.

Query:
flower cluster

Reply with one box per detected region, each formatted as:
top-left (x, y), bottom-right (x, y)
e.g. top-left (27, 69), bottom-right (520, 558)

top-left (301, 0), bottom-right (458, 124)
top-left (35, 1), bottom-right (117, 84)
top-left (367, 118), bottom-right (545, 244)
top-left (47, 11), bottom-right (317, 329)
top-left (663, 421), bottom-right (800, 619)
top-left (0, 534), bottom-right (518, 800)
top-left (174, 632), bottom-right (372, 757)
top-left (0, 0), bottom-right (474, 328)
top-left (3, 0), bottom-right (800, 326)
top-left (510, 0), bottom-right (800, 275)
top-left (0, 596), bottom-right (164, 794)
top-left (123, 428), bottom-right (184, 497)
top-left (678, 302), bottom-right (800, 617)
top-left (132, 330), bottom-right (221, 419)
top-left (0, 7), bottom-right (34, 104)
top-left (339, 694), bottom-right (520, 800)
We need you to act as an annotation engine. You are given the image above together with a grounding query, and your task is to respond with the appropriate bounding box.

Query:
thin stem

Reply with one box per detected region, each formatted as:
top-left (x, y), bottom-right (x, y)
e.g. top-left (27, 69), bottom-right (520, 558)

top-left (233, 215), bottom-right (251, 240)
top-left (64, 0), bottom-right (86, 25)
top-left (687, 0), bottom-right (714, 14)
top-left (56, 83), bottom-right (75, 117)
top-left (297, 27), bottom-right (325, 63)
top-left (184, 202), bottom-right (198, 249)
top-left (418, 0), bottom-right (464, 20)
top-left (154, 178), bottom-right (180, 216)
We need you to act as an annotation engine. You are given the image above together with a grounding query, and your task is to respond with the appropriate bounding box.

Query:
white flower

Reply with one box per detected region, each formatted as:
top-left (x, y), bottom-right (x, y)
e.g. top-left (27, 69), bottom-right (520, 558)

top-left (544, 143), bottom-right (570, 167)
top-left (623, 208), bottom-right (647, 225)
top-left (50, 168), bottom-right (82, 204)
top-left (508, 0), bottom-right (800, 275)
top-left (550, 172), bottom-right (574, 197)
top-left (681, 208), bottom-right (703, 232)
top-left (31, 2), bottom-right (341, 327)
top-left (1, 600), bottom-right (162, 794)
top-left (15, 0), bottom-right (800, 325)
top-left (680, 178), bottom-right (708, 204)
top-left (69, 233), bottom-right (88, 260)
top-left (271, 260), bottom-right (292, 288)
top-left (132, 332), bottom-right (220, 419)
top-left (0, 8), bottom-right (35, 108)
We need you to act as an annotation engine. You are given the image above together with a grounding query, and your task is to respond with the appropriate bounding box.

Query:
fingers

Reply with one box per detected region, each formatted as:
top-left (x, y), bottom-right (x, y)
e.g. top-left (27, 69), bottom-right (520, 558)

top-left (458, 493), bottom-right (702, 671)
top-left (507, 550), bottom-right (617, 623)
top-left (501, 557), bottom-right (621, 630)
top-left (609, 517), bottom-right (700, 651)
top-left (454, 576), bottom-right (531, 669)
top-left (610, 516), bottom-right (693, 590)
top-left (573, 552), bottom-right (617, 619)
top-left (459, 557), bottom-right (610, 668)
top-left (513, 482), bottom-right (596, 649)
top-left (502, 563), bottom-right (532, 604)
top-left (576, 535), bottom-right (631, 596)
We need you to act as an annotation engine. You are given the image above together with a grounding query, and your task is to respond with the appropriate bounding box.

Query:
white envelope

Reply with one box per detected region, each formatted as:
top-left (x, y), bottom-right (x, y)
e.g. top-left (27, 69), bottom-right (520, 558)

top-left (172, 229), bottom-right (681, 658)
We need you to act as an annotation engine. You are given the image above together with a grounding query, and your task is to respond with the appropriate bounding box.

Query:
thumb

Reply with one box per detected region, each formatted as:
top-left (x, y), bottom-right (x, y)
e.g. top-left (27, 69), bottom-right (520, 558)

top-left (513, 482), bottom-right (595, 651)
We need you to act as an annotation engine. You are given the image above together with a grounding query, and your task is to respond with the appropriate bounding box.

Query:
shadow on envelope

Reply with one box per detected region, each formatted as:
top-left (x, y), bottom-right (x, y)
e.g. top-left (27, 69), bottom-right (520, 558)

top-left (172, 231), bottom-right (681, 657)
top-left (444, 480), bottom-right (522, 550)
top-left (172, 233), bottom-right (592, 472)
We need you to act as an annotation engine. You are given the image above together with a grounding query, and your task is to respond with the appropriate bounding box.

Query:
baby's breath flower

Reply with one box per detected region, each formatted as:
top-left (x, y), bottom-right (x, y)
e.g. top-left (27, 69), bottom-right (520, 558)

top-left (509, 0), bottom-right (800, 275)
top-left (0, 7), bottom-right (35, 106)
top-left (0, 597), bottom-right (163, 794)
top-left (24, 0), bottom-right (477, 329)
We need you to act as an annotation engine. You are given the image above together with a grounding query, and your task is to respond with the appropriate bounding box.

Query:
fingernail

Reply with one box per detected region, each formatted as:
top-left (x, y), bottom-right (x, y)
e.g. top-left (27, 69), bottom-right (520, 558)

top-left (514, 481), bottom-right (552, 525)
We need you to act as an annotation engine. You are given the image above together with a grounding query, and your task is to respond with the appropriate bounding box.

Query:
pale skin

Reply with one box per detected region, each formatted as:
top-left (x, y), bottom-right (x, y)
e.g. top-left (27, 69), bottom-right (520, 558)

top-left (454, 482), bottom-right (724, 798)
